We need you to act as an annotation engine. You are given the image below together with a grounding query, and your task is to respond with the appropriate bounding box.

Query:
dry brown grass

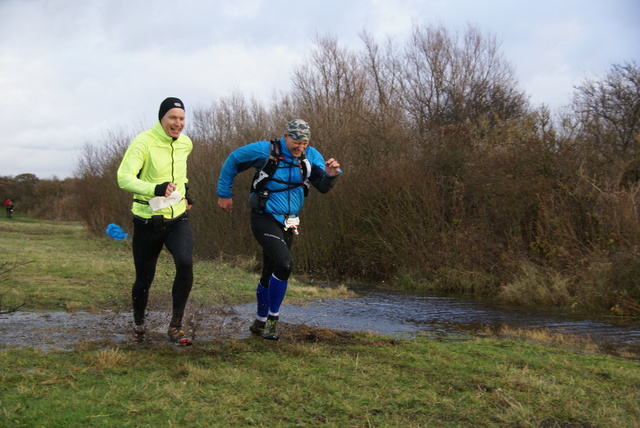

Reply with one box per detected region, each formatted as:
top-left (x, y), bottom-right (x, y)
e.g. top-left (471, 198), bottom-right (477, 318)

top-left (92, 348), bottom-right (128, 369)
top-left (489, 325), bottom-right (601, 354)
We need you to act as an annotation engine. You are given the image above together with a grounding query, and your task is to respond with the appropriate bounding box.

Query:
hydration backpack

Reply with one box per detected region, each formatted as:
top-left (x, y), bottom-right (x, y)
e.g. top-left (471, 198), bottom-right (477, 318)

top-left (251, 139), bottom-right (311, 195)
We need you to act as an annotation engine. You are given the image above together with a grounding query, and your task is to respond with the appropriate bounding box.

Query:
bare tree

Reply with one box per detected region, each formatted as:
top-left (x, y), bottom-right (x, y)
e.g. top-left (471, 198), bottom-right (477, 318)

top-left (570, 61), bottom-right (640, 161)
top-left (358, 31), bottom-right (409, 160)
top-left (290, 34), bottom-right (368, 151)
top-left (399, 24), bottom-right (529, 146)
top-left (360, 30), bottom-right (403, 116)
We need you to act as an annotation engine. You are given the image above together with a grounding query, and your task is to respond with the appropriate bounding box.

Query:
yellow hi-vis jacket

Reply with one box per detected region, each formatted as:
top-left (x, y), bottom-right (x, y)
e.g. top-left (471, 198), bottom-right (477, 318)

top-left (117, 121), bottom-right (193, 219)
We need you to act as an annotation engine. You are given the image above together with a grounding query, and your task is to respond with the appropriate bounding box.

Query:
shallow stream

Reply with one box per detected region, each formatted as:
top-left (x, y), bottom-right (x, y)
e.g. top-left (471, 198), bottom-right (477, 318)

top-left (265, 288), bottom-right (640, 355)
top-left (2, 288), bottom-right (639, 356)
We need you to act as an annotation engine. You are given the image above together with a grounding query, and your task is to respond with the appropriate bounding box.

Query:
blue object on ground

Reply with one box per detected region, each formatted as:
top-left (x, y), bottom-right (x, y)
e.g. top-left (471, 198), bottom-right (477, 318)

top-left (105, 223), bottom-right (130, 240)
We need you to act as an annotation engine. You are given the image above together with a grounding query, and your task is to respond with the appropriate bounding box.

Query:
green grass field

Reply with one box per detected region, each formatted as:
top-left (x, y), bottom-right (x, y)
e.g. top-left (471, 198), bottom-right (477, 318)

top-left (1, 218), bottom-right (639, 427)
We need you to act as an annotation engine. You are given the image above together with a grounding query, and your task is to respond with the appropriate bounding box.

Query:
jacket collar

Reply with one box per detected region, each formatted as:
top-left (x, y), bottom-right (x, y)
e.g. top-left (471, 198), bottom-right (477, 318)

top-left (152, 121), bottom-right (177, 143)
top-left (279, 136), bottom-right (306, 160)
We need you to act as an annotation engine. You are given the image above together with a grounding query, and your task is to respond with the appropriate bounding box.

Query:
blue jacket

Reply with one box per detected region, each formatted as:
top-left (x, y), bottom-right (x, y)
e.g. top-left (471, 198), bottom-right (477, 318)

top-left (217, 137), bottom-right (339, 224)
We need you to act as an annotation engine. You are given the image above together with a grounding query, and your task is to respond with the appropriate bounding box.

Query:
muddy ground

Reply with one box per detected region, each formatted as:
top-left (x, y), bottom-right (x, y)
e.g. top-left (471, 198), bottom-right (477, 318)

top-left (0, 302), bottom-right (367, 351)
top-left (0, 307), bottom-right (245, 351)
top-left (2, 297), bottom-right (639, 357)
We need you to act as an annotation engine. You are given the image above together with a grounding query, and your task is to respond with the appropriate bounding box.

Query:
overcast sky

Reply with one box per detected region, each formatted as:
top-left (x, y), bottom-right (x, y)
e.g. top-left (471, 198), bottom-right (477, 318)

top-left (1, 0), bottom-right (638, 179)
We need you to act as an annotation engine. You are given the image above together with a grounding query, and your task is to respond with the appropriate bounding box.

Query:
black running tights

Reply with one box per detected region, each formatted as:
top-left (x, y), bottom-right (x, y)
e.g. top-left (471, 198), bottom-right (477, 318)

top-left (131, 217), bottom-right (194, 326)
top-left (251, 210), bottom-right (295, 287)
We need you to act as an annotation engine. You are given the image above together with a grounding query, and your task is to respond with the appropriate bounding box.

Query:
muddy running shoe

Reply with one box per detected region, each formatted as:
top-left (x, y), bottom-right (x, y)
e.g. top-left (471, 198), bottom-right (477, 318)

top-left (263, 318), bottom-right (279, 341)
top-left (132, 325), bottom-right (146, 344)
top-left (249, 320), bottom-right (266, 336)
top-left (167, 326), bottom-right (193, 346)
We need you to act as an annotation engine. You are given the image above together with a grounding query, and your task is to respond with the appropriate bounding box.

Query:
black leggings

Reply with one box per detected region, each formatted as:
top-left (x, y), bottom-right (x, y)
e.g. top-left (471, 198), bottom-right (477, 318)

top-left (251, 211), bottom-right (295, 286)
top-left (131, 215), bottom-right (194, 326)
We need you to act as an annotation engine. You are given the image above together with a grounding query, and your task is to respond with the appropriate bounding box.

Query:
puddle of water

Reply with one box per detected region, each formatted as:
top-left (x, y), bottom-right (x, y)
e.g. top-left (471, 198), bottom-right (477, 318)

top-left (0, 311), bottom-right (132, 352)
top-left (258, 290), bottom-right (640, 354)
top-left (2, 289), bottom-right (639, 355)
top-left (0, 307), bottom-right (250, 352)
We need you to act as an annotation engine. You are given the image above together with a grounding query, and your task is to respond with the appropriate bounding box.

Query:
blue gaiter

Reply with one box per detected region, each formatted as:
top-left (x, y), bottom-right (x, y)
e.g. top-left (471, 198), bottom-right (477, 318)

top-left (268, 274), bottom-right (288, 317)
top-left (256, 282), bottom-right (270, 320)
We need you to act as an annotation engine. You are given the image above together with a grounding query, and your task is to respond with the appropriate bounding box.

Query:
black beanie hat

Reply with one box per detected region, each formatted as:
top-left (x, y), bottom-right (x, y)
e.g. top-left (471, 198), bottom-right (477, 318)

top-left (158, 97), bottom-right (185, 121)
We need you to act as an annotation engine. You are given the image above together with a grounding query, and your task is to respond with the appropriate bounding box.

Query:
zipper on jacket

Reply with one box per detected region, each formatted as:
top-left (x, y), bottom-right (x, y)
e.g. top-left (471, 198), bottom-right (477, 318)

top-left (170, 138), bottom-right (176, 218)
top-left (286, 156), bottom-right (302, 215)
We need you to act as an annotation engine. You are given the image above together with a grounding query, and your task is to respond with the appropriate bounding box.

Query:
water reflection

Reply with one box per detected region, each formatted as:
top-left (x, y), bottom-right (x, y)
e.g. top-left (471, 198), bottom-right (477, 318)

top-left (236, 288), bottom-right (640, 353)
top-left (2, 288), bottom-right (638, 355)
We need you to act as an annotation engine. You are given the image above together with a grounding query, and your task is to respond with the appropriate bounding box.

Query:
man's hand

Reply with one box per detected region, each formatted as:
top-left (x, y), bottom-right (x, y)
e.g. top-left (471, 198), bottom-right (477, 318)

top-left (155, 182), bottom-right (177, 197)
top-left (218, 197), bottom-right (233, 213)
top-left (165, 183), bottom-right (177, 197)
top-left (325, 158), bottom-right (341, 176)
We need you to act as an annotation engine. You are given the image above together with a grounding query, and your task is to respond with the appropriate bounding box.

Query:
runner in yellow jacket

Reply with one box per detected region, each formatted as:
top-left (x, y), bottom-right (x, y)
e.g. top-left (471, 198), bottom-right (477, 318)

top-left (117, 97), bottom-right (195, 345)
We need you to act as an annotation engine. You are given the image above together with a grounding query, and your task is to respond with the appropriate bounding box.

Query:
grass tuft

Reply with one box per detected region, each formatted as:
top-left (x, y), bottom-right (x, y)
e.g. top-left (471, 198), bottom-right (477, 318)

top-left (92, 348), bottom-right (128, 368)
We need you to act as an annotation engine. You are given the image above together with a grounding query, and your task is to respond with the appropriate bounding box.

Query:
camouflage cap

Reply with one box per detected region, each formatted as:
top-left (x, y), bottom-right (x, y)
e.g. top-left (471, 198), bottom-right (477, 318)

top-left (285, 119), bottom-right (311, 142)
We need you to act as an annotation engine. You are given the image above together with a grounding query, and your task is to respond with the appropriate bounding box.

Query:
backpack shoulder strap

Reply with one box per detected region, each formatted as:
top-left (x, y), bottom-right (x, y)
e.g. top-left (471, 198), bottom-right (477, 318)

top-left (251, 140), bottom-right (282, 192)
top-left (298, 151), bottom-right (311, 196)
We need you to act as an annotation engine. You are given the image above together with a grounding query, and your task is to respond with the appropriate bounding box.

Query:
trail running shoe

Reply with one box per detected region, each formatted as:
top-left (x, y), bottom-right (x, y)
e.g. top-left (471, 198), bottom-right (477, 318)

top-left (167, 327), bottom-right (193, 346)
top-left (132, 326), bottom-right (146, 344)
top-left (263, 319), bottom-right (279, 341)
top-left (249, 320), bottom-right (266, 336)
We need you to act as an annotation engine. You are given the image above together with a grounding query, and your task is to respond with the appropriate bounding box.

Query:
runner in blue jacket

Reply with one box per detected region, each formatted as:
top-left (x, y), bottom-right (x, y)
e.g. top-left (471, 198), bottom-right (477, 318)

top-left (217, 119), bottom-right (342, 340)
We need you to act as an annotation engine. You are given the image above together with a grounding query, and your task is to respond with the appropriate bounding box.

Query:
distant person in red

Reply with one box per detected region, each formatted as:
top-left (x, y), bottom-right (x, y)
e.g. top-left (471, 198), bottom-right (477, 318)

top-left (4, 199), bottom-right (13, 218)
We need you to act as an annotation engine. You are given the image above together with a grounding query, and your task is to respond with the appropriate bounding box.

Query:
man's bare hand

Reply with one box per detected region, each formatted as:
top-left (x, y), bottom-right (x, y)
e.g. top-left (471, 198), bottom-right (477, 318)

top-left (218, 197), bottom-right (233, 213)
top-left (325, 158), bottom-right (341, 176)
